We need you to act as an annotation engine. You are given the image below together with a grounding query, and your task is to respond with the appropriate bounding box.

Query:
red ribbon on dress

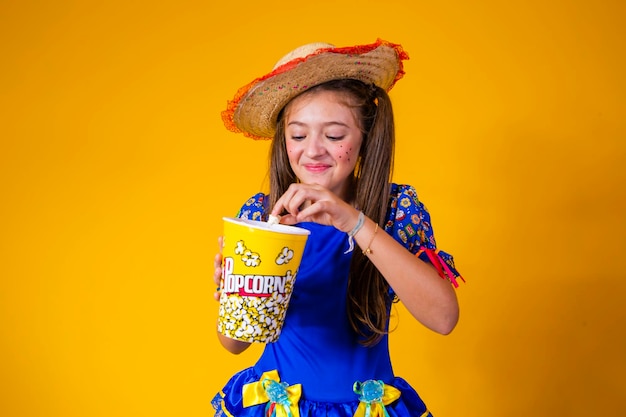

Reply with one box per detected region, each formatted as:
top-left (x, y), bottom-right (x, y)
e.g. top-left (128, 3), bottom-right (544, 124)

top-left (417, 248), bottom-right (465, 288)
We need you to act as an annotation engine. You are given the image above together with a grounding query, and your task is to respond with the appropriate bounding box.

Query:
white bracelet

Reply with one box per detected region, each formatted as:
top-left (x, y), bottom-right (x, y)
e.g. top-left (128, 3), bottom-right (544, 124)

top-left (348, 211), bottom-right (365, 237)
top-left (344, 211), bottom-right (365, 254)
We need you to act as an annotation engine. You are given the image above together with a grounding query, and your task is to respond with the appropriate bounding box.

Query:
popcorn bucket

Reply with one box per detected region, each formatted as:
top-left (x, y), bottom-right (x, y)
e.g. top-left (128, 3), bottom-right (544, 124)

top-left (218, 217), bottom-right (310, 343)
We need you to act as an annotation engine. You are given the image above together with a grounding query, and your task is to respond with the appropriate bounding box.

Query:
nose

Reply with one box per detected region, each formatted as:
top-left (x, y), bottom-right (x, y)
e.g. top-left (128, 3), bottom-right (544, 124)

top-left (303, 135), bottom-right (326, 158)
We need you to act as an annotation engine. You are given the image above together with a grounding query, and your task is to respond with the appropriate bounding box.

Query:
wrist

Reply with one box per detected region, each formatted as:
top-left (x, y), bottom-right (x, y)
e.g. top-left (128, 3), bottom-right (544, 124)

top-left (347, 211), bottom-right (365, 237)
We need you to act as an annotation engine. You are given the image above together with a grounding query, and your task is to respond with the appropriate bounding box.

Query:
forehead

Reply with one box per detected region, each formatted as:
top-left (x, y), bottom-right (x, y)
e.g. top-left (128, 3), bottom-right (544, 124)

top-left (284, 89), bottom-right (360, 125)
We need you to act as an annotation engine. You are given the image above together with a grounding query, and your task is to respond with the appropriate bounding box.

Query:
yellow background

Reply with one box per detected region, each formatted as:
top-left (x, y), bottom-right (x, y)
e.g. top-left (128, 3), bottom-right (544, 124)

top-left (1, 1), bottom-right (624, 416)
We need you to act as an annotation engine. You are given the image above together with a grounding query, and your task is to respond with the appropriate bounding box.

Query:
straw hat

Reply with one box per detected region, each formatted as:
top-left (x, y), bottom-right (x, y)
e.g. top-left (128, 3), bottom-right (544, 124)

top-left (221, 38), bottom-right (409, 140)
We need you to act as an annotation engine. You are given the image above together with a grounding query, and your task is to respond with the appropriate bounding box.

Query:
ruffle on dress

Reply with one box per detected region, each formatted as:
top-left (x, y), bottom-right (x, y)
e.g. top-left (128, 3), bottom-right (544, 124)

top-left (211, 367), bottom-right (432, 417)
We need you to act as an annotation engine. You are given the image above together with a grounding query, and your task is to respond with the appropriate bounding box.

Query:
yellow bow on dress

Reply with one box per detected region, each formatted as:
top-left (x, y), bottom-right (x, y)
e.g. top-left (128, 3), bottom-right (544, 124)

top-left (353, 380), bottom-right (401, 417)
top-left (242, 370), bottom-right (302, 417)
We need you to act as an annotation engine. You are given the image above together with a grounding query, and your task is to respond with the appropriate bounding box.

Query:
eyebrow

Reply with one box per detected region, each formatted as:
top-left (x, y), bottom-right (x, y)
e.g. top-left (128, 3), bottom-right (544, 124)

top-left (286, 121), bottom-right (351, 128)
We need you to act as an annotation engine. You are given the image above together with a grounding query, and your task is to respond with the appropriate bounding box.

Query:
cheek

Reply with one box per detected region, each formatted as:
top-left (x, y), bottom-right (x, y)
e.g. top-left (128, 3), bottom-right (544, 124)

top-left (335, 144), bottom-right (358, 164)
top-left (285, 143), bottom-right (300, 164)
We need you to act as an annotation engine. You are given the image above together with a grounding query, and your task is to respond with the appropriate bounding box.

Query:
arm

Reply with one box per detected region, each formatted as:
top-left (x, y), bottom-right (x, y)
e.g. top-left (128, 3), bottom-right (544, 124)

top-left (272, 183), bottom-right (460, 335)
top-left (216, 323), bottom-right (253, 354)
top-left (352, 214), bottom-right (459, 334)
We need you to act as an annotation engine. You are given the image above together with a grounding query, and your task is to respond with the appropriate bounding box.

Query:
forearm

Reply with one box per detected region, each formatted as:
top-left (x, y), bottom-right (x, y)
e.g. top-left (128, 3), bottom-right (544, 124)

top-left (353, 216), bottom-right (459, 334)
top-left (216, 322), bottom-right (253, 354)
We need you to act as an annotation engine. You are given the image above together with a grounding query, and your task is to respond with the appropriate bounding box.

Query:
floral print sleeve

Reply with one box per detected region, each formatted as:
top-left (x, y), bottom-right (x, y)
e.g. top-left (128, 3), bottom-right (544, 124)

top-left (386, 184), bottom-right (464, 288)
top-left (236, 193), bottom-right (270, 222)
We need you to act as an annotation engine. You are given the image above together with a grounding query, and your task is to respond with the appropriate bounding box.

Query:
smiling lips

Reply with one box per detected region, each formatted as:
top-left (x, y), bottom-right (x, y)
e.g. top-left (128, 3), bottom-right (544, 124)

top-left (303, 163), bottom-right (331, 173)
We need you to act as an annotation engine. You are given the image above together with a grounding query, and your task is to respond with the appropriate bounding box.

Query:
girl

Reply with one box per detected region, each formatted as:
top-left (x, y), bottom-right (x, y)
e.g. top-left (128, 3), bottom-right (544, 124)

top-left (212, 39), bottom-right (464, 417)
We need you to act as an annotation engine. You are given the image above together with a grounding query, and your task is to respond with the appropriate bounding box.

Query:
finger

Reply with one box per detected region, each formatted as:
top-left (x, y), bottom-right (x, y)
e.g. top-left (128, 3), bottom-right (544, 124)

top-left (214, 268), bottom-right (222, 286)
top-left (214, 236), bottom-right (225, 301)
top-left (214, 256), bottom-right (223, 284)
top-left (213, 277), bottom-right (222, 300)
top-left (270, 183), bottom-right (300, 216)
top-left (213, 267), bottom-right (222, 301)
top-left (214, 251), bottom-right (222, 269)
top-left (294, 197), bottom-right (356, 231)
top-left (277, 213), bottom-right (298, 225)
top-left (270, 199), bottom-right (286, 218)
top-left (283, 185), bottom-right (314, 216)
top-left (292, 200), bottom-right (333, 225)
top-left (270, 185), bottom-right (296, 217)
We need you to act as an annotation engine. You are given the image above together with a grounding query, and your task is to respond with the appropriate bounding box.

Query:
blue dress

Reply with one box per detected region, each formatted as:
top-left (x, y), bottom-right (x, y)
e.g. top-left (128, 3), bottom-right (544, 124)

top-left (212, 184), bottom-right (463, 417)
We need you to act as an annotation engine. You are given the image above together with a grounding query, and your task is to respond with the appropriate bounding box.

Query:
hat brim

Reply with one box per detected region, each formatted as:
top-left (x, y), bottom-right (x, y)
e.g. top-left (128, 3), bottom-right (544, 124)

top-left (221, 39), bottom-right (409, 140)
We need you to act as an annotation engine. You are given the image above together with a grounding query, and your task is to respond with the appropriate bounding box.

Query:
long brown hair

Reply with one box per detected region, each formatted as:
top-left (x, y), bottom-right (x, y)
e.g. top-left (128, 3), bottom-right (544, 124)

top-left (269, 79), bottom-right (395, 346)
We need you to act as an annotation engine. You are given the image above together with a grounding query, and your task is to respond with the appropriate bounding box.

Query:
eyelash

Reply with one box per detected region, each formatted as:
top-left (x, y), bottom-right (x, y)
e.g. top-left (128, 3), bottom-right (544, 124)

top-left (289, 135), bottom-right (344, 141)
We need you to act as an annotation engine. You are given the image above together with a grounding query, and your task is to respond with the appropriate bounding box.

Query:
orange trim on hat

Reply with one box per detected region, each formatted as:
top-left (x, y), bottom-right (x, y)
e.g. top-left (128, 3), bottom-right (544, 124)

top-left (221, 39), bottom-right (409, 140)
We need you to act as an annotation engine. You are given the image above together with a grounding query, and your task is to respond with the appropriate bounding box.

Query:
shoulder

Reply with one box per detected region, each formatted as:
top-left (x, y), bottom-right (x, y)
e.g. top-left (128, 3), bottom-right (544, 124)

top-left (236, 192), bottom-right (269, 221)
top-left (388, 183), bottom-right (429, 219)
top-left (389, 183), bottom-right (422, 204)
top-left (386, 183), bottom-right (436, 250)
top-left (388, 184), bottom-right (465, 287)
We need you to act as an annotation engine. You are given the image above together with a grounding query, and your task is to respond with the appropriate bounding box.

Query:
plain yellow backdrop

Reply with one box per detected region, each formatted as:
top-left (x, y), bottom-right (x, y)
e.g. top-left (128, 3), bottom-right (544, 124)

top-left (1, 1), bottom-right (624, 416)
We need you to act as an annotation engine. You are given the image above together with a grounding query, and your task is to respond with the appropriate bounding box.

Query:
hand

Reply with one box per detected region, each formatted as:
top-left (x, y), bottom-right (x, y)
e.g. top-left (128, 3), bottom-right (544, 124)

top-left (270, 183), bottom-right (361, 233)
top-left (213, 236), bottom-right (224, 301)
top-left (213, 234), bottom-right (254, 354)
